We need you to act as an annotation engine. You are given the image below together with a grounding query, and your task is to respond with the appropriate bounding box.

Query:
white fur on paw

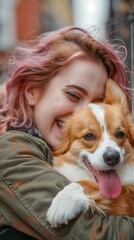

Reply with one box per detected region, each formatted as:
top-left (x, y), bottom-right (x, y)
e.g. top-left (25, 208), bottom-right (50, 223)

top-left (46, 183), bottom-right (90, 227)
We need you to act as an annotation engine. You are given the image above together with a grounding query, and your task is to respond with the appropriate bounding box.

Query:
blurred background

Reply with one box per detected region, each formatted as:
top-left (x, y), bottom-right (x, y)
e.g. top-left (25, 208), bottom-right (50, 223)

top-left (0, 0), bottom-right (134, 86)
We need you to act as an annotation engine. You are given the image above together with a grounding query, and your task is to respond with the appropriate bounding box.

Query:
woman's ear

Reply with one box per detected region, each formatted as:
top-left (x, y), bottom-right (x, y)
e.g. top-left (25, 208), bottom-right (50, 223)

top-left (25, 84), bottom-right (39, 106)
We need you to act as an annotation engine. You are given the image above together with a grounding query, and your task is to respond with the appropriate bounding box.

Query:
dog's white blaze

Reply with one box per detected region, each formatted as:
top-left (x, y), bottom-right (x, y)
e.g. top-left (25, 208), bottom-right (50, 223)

top-left (88, 103), bottom-right (106, 129)
top-left (85, 103), bottom-right (124, 170)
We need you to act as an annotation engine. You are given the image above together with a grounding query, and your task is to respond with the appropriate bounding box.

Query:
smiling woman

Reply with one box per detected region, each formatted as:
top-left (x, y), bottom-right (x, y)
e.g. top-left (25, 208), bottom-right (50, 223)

top-left (0, 26), bottom-right (133, 239)
top-left (31, 58), bottom-right (107, 149)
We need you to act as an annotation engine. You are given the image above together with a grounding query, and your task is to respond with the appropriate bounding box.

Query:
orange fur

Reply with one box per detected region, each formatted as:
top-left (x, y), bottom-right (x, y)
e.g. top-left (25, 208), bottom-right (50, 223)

top-left (77, 181), bottom-right (134, 216)
top-left (53, 79), bottom-right (134, 217)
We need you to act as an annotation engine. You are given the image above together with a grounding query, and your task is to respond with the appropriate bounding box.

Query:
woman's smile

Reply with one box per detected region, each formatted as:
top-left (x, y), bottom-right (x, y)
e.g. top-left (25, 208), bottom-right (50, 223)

top-left (30, 58), bottom-right (108, 149)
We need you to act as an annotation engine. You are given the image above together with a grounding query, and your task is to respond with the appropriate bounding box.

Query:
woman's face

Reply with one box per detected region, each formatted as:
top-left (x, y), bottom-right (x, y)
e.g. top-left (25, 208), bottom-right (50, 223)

top-left (26, 59), bottom-right (108, 149)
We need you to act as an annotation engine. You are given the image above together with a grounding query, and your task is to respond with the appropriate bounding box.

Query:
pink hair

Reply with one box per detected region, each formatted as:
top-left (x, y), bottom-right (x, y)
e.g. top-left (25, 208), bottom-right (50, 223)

top-left (0, 26), bottom-right (130, 134)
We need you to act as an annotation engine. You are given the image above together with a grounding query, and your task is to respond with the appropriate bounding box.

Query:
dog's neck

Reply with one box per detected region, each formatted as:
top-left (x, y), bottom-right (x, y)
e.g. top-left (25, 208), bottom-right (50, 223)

top-left (54, 153), bottom-right (96, 183)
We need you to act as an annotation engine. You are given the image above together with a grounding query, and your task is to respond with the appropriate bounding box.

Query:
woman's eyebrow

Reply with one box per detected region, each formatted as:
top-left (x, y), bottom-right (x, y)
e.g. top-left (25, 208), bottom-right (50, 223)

top-left (66, 85), bottom-right (88, 95)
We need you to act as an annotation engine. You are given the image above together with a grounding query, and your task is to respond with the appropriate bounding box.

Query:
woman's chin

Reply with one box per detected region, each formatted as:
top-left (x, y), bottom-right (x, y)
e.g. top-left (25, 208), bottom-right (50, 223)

top-left (45, 124), bottom-right (64, 150)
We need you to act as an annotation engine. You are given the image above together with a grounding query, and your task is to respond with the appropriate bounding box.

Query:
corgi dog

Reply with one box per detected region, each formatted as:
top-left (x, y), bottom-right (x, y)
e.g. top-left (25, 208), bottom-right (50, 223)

top-left (47, 79), bottom-right (134, 227)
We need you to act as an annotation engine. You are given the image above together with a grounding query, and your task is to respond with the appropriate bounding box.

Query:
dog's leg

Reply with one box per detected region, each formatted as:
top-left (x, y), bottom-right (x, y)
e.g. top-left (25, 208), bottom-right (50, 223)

top-left (47, 181), bottom-right (134, 227)
top-left (46, 181), bottom-right (109, 227)
top-left (46, 182), bottom-right (91, 227)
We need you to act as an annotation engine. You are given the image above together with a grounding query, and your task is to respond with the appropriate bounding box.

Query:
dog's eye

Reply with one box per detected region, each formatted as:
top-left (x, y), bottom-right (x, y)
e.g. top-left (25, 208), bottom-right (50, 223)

top-left (115, 131), bottom-right (125, 139)
top-left (83, 133), bottom-right (95, 141)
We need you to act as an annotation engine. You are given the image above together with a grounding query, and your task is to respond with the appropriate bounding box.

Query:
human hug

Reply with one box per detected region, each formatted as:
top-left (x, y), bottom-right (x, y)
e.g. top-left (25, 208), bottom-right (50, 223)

top-left (0, 26), bottom-right (134, 239)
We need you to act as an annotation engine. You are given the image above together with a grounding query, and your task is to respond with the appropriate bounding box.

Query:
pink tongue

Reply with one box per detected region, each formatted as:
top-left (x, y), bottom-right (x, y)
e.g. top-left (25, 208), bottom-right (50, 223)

top-left (97, 170), bottom-right (122, 199)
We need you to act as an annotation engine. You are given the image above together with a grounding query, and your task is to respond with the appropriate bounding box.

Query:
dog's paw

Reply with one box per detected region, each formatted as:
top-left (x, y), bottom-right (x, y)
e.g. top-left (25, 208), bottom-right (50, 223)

top-left (46, 182), bottom-right (90, 227)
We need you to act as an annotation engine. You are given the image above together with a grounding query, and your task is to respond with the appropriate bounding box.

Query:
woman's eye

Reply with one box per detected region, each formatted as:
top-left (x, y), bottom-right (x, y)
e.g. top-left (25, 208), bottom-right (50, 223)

top-left (83, 133), bottom-right (95, 141)
top-left (115, 131), bottom-right (125, 139)
top-left (66, 91), bottom-right (81, 101)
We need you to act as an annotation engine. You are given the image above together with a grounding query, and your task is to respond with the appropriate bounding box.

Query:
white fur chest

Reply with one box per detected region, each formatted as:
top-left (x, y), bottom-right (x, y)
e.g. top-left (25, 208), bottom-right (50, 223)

top-left (54, 163), bottom-right (95, 182)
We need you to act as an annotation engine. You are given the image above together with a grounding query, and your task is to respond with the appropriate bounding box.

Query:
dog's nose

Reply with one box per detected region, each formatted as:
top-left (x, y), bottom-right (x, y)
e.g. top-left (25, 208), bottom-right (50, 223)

top-left (103, 148), bottom-right (120, 167)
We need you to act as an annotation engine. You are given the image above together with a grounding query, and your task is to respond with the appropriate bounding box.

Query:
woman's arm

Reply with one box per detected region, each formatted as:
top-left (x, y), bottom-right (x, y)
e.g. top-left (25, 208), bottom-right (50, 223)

top-left (0, 131), bottom-right (133, 240)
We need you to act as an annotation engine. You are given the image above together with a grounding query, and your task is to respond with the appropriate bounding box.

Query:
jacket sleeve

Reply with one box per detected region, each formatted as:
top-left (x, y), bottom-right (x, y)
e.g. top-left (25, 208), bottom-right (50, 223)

top-left (0, 131), bottom-right (134, 240)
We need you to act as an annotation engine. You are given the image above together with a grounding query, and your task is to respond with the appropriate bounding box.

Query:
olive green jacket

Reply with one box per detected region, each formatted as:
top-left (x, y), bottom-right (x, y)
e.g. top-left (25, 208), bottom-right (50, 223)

top-left (0, 131), bottom-right (134, 239)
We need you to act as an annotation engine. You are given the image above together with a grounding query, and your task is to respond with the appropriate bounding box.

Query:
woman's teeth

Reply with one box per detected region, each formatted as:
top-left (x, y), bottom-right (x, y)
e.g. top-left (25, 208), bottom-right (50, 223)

top-left (57, 120), bottom-right (64, 128)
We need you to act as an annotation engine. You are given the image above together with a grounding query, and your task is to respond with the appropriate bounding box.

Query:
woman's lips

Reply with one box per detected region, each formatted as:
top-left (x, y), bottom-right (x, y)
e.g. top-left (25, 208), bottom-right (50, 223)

top-left (54, 120), bottom-right (65, 140)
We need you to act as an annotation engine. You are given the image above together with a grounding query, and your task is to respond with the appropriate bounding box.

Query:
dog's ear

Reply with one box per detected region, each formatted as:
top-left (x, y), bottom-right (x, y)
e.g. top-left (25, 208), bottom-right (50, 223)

top-left (105, 79), bottom-right (134, 148)
top-left (104, 79), bottom-right (130, 114)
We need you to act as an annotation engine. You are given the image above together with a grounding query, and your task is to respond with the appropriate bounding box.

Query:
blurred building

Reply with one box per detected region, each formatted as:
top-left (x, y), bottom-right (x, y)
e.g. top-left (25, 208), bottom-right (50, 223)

top-left (0, 0), bottom-right (40, 81)
top-left (0, 0), bottom-right (133, 85)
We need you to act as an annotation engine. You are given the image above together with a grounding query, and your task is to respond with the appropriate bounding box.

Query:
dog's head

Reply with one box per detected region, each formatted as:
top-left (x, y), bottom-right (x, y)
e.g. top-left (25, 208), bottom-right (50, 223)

top-left (54, 79), bottom-right (134, 199)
